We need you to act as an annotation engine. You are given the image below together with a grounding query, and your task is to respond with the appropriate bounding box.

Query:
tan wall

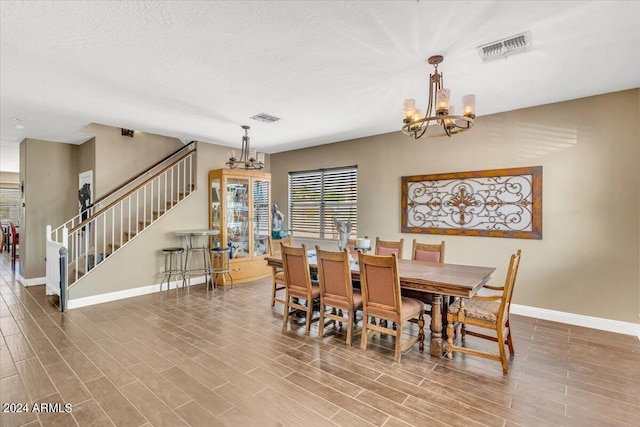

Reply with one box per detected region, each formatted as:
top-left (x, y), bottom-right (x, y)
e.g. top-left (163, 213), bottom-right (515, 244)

top-left (19, 141), bottom-right (26, 277)
top-left (271, 89), bottom-right (640, 323)
top-left (69, 141), bottom-right (272, 299)
top-left (78, 137), bottom-right (96, 178)
top-left (20, 138), bottom-right (79, 279)
top-left (79, 123), bottom-right (184, 199)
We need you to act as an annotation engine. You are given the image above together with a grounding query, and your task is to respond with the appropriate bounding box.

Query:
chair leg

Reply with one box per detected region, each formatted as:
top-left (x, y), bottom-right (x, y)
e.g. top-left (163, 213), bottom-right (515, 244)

top-left (271, 280), bottom-right (277, 306)
top-left (305, 299), bottom-right (312, 334)
top-left (360, 316), bottom-right (368, 350)
top-left (283, 293), bottom-right (290, 325)
top-left (394, 322), bottom-right (403, 362)
top-left (506, 319), bottom-right (515, 355)
top-left (318, 303), bottom-right (326, 338)
top-left (496, 327), bottom-right (508, 374)
top-left (345, 310), bottom-right (353, 346)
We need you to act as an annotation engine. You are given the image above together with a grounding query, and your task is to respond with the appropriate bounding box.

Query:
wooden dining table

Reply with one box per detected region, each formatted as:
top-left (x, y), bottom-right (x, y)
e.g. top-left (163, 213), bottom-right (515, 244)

top-left (265, 252), bottom-right (495, 357)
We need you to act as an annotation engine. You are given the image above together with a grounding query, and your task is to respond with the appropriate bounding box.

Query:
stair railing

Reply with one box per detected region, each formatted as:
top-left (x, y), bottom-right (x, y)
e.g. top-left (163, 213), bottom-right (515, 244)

top-left (45, 144), bottom-right (197, 298)
top-left (49, 142), bottom-right (196, 243)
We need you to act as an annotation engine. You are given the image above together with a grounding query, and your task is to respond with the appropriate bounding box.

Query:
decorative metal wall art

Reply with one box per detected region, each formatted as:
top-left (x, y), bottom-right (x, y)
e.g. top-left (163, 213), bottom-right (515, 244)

top-left (402, 166), bottom-right (542, 239)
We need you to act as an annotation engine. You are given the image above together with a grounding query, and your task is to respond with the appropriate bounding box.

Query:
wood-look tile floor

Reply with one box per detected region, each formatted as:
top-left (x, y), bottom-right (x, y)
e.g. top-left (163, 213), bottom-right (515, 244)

top-left (1, 253), bottom-right (639, 427)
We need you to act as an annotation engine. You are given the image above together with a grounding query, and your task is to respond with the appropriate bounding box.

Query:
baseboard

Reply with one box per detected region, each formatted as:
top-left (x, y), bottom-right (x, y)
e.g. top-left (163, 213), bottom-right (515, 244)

top-left (67, 276), bottom-right (208, 310)
top-left (17, 275), bottom-right (46, 287)
top-left (510, 304), bottom-right (640, 338)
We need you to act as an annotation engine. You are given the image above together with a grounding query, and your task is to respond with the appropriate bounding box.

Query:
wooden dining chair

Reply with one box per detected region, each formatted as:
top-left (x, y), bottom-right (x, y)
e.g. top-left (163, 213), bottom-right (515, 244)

top-left (347, 238), bottom-right (359, 257)
top-left (268, 235), bottom-right (292, 306)
top-left (374, 237), bottom-right (404, 258)
top-left (358, 252), bottom-right (424, 362)
top-left (281, 243), bottom-right (321, 334)
top-left (315, 247), bottom-right (362, 346)
top-left (410, 239), bottom-right (447, 318)
top-left (446, 250), bottom-right (522, 373)
top-left (10, 222), bottom-right (19, 263)
top-left (411, 239), bottom-right (445, 263)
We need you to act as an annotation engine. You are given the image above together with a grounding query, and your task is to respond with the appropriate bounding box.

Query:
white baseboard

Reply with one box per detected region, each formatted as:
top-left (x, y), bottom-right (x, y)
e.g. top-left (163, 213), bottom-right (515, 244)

top-left (67, 276), bottom-right (208, 310)
top-left (511, 304), bottom-right (640, 338)
top-left (17, 275), bottom-right (46, 287)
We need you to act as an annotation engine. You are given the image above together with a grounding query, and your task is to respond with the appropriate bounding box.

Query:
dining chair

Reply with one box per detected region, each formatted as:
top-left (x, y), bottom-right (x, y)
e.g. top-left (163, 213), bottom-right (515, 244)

top-left (315, 246), bottom-right (362, 346)
top-left (268, 235), bottom-right (292, 306)
top-left (347, 238), bottom-right (359, 257)
top-left (10, 222), bottom-right (19, 263)
top-left (358, 252), bottom-right (424, 362)
top-left (446, 249), bottom-right (522, 373)
top-left (281, 243), bottom-right (321, 334)
top-left (411, 239), bottom-right (445, 263)
top-left (374, 237), bottom-right (404, 258)
top-left (410, 239), bottom-right (447, 319)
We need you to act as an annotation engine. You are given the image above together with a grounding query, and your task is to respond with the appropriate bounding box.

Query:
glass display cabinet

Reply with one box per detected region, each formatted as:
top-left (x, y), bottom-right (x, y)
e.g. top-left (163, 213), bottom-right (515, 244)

top-left (209, 168), bottom-right (271, 283)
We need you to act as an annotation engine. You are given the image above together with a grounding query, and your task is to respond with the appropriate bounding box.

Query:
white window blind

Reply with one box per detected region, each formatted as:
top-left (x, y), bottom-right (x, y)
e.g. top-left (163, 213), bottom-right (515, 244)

top-left (0, 187), bottom-right (20, 223)
top-left (288, 166), bottom-right (357, 239)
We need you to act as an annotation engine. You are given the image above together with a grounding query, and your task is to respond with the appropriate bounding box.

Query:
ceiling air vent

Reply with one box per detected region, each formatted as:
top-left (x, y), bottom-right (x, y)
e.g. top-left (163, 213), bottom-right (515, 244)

top-left (250, 113), bottom-right (281, 123)
top-left (477, 31), bottom-right (531, 62)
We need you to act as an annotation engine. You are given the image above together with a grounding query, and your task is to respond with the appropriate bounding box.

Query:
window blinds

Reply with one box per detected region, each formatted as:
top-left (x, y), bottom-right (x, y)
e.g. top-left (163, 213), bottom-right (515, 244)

top-left (288, 166), bottom-right (357, 239)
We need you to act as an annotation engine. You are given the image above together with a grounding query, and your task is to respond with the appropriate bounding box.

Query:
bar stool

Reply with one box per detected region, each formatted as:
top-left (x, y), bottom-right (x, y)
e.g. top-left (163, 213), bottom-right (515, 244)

top-left (183, 233), bottom-right (213, 291)
top-left (210, 246), bottom-right (233, 291)
top-left (160, 247), bottom-right (186, 292)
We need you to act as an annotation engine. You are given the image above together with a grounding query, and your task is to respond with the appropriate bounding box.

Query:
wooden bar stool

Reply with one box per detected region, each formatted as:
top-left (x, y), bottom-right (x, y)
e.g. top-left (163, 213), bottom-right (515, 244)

top-left (160, 247), bottom-right (186, 292)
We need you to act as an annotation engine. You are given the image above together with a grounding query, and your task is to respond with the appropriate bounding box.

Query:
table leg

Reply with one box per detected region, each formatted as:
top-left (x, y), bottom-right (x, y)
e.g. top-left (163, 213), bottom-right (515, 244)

top-left (430, 294), bottom-right (443, 357)
top-left (183, 235), bottom-right (193, 289)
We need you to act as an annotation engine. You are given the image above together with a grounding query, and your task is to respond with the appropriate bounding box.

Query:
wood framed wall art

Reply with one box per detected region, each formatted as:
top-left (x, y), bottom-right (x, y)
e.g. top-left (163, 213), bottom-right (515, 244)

top-left (402, 166), bottom-right (542, 239)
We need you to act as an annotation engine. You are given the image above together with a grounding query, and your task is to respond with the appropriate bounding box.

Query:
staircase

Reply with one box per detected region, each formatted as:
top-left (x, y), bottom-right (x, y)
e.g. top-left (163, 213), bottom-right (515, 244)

top-left (46, 143), bottom-right (197, 302)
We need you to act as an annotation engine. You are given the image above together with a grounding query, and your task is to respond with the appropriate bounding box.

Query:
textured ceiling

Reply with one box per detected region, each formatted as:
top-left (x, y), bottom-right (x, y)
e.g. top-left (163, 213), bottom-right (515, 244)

top-left (1, 1), bottom-right (639, 172)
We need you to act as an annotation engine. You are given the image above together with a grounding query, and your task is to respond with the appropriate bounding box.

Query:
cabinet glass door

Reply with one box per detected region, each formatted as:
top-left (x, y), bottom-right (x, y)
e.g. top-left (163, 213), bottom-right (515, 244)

top-left (210, 176), bottom-right (221, 248)
top-left (226, 178), bottom-right (249, 259)
top-left (253, 178), bottom-right (270, 256)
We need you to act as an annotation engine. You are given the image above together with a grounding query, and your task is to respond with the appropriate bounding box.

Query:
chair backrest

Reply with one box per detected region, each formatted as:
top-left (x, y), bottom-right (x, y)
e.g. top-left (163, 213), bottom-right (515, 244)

top-left (346, 238), bottom-right (359, 257)
top-left (269, 236), bottom-right (292, 256)
top-left (281, 243), bottom-right (312, 294)
top-left (10, 222), bottom-right (19, 244)
top-left (358, 252), bottom-right (401, 318)
top-left (498, 250), bottom-right (522, 325)
top-left (316, 246), bottom-right (353, 305)
top-left (375, 237), bottom-right (404, 258)
top-left (411, 239), bottom-right (445, 263)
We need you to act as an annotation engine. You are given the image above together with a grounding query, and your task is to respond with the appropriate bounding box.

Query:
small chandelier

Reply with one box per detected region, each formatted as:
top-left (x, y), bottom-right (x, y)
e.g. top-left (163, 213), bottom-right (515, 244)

top-left (402, 55), bottom-right (476, 139)
top-left (226, 125), bottom-right (264, 170)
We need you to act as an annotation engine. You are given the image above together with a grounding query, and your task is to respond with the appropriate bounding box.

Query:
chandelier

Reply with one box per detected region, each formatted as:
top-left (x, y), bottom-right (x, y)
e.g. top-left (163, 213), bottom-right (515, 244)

top-left (402, 55), bottom-right (476, 139)
top-left (226, 125), bottom-right (264, 170)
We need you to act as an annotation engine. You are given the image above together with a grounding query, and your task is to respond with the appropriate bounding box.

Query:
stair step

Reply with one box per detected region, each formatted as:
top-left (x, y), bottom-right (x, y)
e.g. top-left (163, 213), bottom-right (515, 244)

top-left (70, 270), bottom-right (85, 280)
top-left (74, 251), bottom-right (111, 275)
top-left (123, 231), bottom-right (137, 239)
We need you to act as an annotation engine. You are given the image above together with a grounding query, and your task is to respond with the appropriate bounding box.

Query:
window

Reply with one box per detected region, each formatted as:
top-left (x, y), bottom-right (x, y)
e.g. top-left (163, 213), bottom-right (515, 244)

top-left (288, 166), bottom-right (357, 239)
top-left (0, 186), bottom-right (21, 223)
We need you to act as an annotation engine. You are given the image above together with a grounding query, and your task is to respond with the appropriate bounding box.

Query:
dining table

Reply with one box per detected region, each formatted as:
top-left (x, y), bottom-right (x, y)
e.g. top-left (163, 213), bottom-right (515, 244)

top-left (265, 251), bottom-right (495, 358)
